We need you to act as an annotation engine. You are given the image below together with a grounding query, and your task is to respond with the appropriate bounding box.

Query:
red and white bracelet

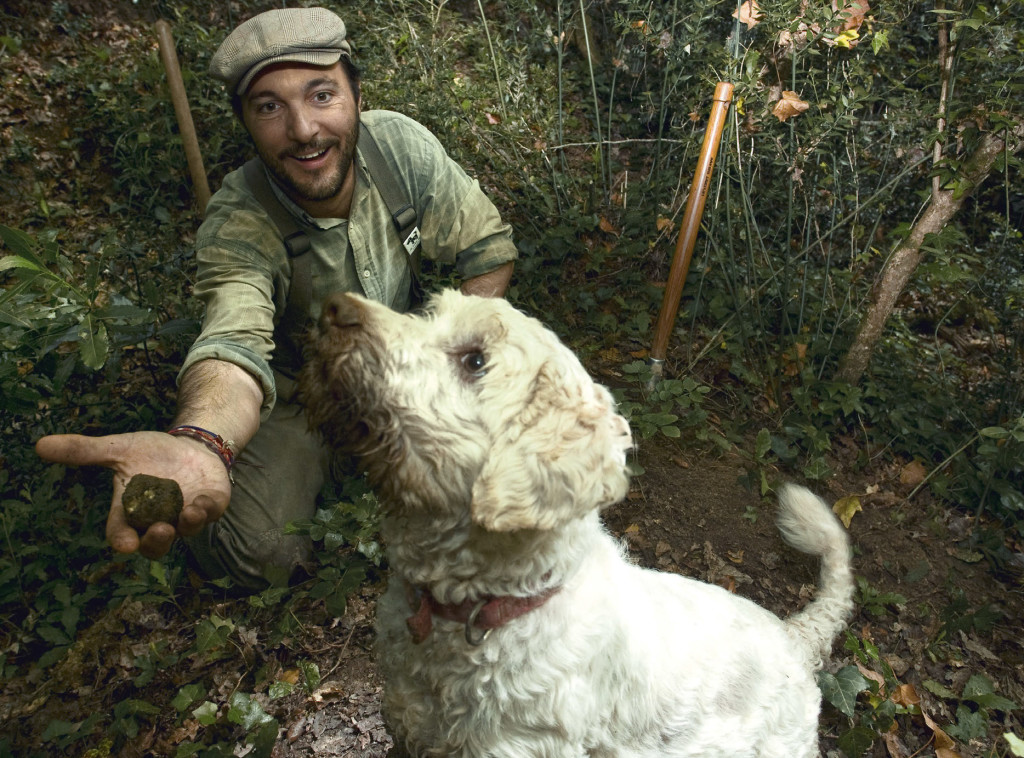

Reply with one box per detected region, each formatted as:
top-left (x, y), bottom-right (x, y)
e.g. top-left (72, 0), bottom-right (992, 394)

top-left (167, 425), bottom-right (237, 482)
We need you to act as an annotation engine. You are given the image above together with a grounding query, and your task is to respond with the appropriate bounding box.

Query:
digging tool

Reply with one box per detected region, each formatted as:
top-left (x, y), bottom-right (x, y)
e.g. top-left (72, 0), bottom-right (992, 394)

top-left (649, 81), bottom-right (733, 380)
top-left (155, 19), bottom-right (211, 215)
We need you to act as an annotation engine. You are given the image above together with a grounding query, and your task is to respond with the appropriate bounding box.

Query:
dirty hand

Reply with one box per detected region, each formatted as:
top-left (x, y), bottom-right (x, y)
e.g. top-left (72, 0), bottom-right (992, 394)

top-left (35, 432), bottom-right (232, 559)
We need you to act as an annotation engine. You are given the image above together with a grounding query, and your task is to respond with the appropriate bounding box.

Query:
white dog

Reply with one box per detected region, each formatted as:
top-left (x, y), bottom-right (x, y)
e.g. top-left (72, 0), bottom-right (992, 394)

top-left (300, 290), bottom-right (854, 758)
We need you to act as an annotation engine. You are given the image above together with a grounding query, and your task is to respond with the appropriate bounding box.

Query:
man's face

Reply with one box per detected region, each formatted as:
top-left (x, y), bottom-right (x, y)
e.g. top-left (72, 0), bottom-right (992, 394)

top-left (241, 61), bottom-right (360, 216)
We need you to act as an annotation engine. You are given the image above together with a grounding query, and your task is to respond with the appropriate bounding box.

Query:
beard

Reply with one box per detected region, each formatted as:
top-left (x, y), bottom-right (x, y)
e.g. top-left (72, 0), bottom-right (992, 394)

top-left (258, 118), bottom-right (361, 205)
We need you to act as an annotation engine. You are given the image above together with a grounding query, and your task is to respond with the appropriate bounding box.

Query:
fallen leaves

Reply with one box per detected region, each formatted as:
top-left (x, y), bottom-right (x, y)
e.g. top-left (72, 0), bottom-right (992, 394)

top-left (833, 495), bottom-right (863, 528)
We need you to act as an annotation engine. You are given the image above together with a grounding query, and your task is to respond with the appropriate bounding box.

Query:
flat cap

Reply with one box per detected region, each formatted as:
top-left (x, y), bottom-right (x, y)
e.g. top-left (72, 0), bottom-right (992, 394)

top-left (209, 7), bottom-right (352, 95)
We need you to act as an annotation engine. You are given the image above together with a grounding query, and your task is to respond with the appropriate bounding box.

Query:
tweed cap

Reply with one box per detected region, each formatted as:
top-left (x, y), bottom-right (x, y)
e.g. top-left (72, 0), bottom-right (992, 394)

top-left (209, 7), bottom-right (352, 95)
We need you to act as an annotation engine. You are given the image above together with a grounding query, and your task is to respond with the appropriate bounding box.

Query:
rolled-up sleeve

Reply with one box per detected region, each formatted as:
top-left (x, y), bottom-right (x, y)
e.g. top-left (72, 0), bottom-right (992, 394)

top-left (178, 173), bottom-right (286, 419)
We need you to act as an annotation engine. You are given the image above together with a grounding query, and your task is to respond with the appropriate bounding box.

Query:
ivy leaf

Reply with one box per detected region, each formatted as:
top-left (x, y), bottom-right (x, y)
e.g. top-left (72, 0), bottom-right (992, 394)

top-left (191, 700), bottom-right (218, 726)
top-left (227, 691), bottom-right (274, 731)
top-left (947, 704), bottom-right (988, 742)
top-left (962, 674), bottom-right (1018, 712)
top-left (818, 665), bottom-right (870, 718)
top-left (837, 725), bottom-right (875, 757)
top-left (172, 684), bottom-right (205, 712)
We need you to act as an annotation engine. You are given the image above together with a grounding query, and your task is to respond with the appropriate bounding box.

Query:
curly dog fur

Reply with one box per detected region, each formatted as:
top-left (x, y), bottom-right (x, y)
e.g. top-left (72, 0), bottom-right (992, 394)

top-left (300, 290), bottom-right (854, 758)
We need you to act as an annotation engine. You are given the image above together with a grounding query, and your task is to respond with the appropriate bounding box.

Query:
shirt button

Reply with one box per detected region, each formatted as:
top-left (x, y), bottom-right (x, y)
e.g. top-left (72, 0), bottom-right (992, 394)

top-left (363, 269), bottom-right (370, 278)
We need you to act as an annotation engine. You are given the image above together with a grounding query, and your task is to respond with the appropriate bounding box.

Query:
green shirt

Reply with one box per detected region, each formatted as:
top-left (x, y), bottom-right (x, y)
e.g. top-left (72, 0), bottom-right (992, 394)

top-left (180, 110), bottom-right (517, 417)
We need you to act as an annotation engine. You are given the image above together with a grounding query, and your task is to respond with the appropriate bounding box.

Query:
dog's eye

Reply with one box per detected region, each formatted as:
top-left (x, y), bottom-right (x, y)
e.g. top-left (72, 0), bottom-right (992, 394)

top-left (460, 351), bottom-right (488, 378)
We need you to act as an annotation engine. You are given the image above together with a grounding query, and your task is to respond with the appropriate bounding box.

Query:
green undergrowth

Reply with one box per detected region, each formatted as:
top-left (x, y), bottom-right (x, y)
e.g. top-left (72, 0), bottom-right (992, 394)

top-left (2, 0), bottom-right (1023, 755)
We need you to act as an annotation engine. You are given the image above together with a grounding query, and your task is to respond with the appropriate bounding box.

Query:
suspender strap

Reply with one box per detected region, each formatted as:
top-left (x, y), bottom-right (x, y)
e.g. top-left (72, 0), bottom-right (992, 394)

top-left (357, 125), bottom-right (422, 256)
top-left (240, 122), bottom-right (422, 373)
top-left (241, 158), bottom-right (312, 258)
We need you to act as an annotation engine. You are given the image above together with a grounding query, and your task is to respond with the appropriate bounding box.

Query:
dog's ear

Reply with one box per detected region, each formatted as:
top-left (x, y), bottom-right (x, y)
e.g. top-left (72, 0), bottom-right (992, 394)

top-left (470, 364), bottom-right (632, 531)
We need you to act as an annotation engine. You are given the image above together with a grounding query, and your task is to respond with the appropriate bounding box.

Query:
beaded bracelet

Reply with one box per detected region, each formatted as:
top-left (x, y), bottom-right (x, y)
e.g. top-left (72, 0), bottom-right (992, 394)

top-left (167, 425), bottom-right (236, 482)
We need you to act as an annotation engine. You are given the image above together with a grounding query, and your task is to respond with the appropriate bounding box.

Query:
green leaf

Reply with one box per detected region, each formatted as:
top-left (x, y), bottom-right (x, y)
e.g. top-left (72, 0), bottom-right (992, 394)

top-left (837, 725), bottom-right (875, 757)
top-left (818, 665), bottom-right (870, 718)
top-left (923, 679), bottom-right (957, 699)
top-left (947, 704), bottom-right (988, 742)
top-left (227, 691), bottom-right (274, 731)
top-left (192, 700), bottom-right (218, 726)
top-left (979, 426), bottom-right (1009, 439)
top-left (77, 315), bottom-right (108, 370)
top-left (172, 684), bottom-right (205, 712)
top-left (41, 719), bottom-right (79, 742)
top-left (962, 673), bottom-right (995, 698)
top-left (150, 560), bottom-right (168, 587)
top-left (268, 681), bottom-right (294, 699)
top-left (871, 29), bottom-right (889, 54)
top-left (963, 674), bottom-right (1018, 711)
top-left (0, 254), bottom-right (43, 274)
top-left (37, 624), bottom-right (72, 646)
top-left (802, 456), bottom-right (832, 481)
top-left (755, 428), bottom-right (772, 460)
top-left (195, 614), bottom-right (235, 652)
top-left (0, 224), bottom-right (41, 261)
top-left (298, 659), bottom-right (321, 693)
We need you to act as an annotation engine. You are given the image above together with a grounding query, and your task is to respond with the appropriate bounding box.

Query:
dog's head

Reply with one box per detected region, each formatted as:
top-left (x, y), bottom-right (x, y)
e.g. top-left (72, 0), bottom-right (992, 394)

top-left (300, 289), bottom-right (633, 531)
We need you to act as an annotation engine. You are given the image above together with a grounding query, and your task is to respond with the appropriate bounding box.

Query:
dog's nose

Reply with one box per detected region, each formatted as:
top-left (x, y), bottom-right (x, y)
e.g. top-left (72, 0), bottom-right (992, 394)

top-left (320, 292), bottom-right (365, 330)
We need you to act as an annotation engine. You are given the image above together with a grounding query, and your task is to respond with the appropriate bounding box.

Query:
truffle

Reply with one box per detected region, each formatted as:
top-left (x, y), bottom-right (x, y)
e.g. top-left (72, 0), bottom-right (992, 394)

top-left (122, 474), bottom-right (184, 531)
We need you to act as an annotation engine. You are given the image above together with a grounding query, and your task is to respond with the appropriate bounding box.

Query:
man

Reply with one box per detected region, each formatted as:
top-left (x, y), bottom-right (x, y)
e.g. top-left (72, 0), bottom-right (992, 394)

top-left (35, 7), bottom-right (516, 590)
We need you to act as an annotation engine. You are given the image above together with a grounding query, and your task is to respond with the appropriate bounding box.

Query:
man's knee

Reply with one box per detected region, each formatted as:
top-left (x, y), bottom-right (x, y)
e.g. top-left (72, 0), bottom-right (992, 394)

top-left (186, 521), bottom-right (313, 591)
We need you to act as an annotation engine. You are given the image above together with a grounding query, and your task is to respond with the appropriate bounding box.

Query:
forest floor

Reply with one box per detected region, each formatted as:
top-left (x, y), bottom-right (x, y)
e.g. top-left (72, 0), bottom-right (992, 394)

top-left (1, 2), bottom-right (1022, 757)
top-left (3, 430), bottom-right (1022, 757)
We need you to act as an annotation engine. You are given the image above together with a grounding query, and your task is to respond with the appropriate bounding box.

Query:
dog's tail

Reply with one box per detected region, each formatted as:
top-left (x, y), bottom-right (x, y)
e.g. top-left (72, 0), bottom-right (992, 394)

top-left (776, 483), bottom-right (855, 668)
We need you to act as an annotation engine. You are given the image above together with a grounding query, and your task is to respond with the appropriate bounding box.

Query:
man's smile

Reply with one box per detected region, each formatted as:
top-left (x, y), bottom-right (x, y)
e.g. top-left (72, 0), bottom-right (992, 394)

top-left (284, 142), bottom-right (337, 169)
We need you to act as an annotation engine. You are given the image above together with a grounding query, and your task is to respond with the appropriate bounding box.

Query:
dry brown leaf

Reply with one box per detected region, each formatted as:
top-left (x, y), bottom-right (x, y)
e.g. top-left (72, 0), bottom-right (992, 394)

top-left (882, 730), bottom-right (908, 757)
top-left (922, 710), bottom-right (961, 757)
top-left (833, 495), bottom-right (862, 528)
top-left (833, 0), bottom-right (870, 31)
top-left (598, 216), bottom-right (620, 235)
top-left (732, 0), bottom-right (762, 30)
top-left (279, 668), bottom-right (301, 685)
top-left (772, 91), bottom-right (810, 122)
top-left (856, 662), bottom-right (886, 693)
top-left (656, 215), bottom-right (674, 232)
top-left (485, 112), bottom-right (501, 125)
top-left (899, 460), bottom-right (928, 486)
top-left (892, 683), bottom-right (920, 708)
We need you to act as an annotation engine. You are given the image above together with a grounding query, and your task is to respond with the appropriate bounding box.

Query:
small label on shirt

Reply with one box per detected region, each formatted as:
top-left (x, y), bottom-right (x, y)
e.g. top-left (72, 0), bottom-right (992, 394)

top-left (403, 226), bottom-right (422, 255)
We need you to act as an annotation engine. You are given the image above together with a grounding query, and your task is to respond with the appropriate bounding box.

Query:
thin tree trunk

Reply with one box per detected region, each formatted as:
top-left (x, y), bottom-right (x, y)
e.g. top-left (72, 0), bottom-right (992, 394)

top-left (835, 128), bottom-right (1022, 385)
